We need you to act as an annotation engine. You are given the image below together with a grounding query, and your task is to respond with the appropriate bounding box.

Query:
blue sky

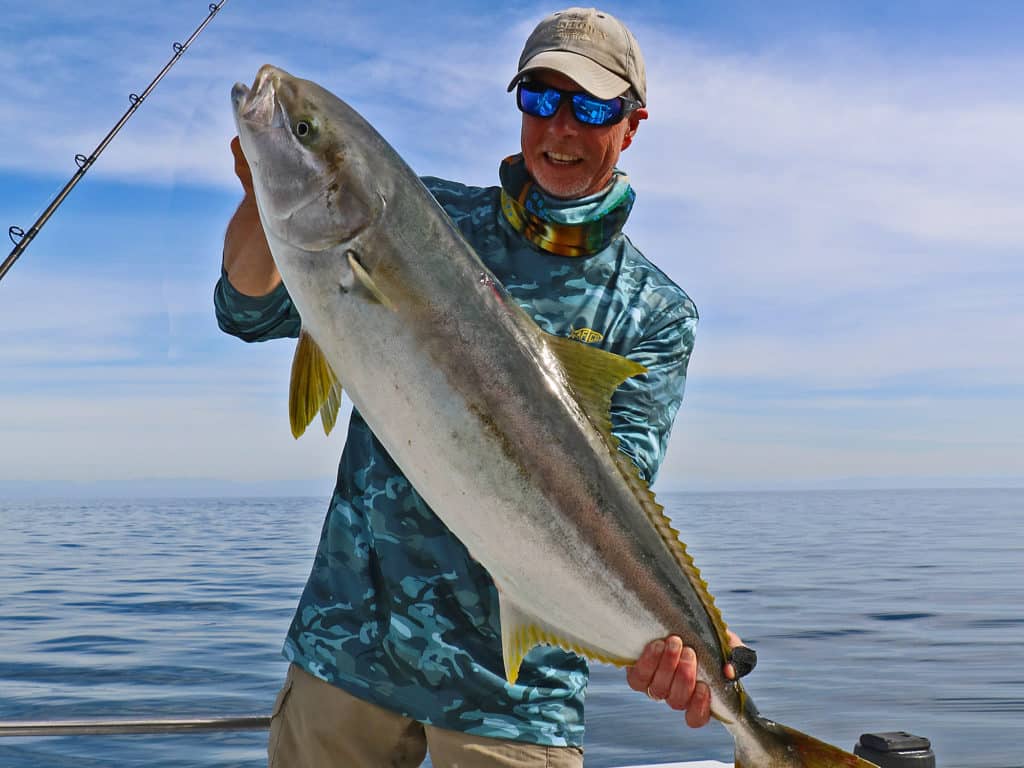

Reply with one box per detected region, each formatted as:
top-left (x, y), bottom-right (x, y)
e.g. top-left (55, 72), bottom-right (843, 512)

top-left (1, 1), bottom-right (1021, 495)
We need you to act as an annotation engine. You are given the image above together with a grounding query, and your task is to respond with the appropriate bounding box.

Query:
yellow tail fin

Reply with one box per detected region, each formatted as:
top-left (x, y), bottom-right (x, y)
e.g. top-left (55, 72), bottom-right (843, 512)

top-left (737, 717), bottom-right (880, 767)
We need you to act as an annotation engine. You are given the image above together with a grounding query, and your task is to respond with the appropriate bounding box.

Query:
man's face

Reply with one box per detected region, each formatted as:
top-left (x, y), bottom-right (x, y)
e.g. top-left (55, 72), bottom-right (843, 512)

top-left (520, 70), bottom-right (644, 200)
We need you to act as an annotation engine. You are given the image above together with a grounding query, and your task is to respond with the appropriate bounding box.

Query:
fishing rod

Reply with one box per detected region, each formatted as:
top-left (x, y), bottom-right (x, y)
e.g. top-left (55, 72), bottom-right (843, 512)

top-left (0, 0), bottom-right (230, 285)
top-left (0, 714), bottom-right (270, 737)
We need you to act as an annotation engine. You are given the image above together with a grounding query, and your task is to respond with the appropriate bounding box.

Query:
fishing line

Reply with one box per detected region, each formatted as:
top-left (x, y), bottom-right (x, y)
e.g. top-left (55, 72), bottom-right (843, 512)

top-left (0, 1), bottom-right (230, 285)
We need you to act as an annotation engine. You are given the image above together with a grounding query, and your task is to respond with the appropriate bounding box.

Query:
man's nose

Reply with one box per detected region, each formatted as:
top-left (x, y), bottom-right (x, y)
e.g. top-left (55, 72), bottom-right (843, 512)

top-left (548, 100), bottom-right (579, 135)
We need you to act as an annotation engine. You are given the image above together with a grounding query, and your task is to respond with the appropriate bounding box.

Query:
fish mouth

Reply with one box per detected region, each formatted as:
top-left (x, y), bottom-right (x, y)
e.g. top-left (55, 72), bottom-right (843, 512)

top-left (232, 65), bottom-right (288, 128)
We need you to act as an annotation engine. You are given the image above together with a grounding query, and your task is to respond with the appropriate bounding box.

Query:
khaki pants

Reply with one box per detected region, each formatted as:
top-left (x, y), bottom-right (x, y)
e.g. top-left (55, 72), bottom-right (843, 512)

top-left (268, 664), bottom-right (585, 768)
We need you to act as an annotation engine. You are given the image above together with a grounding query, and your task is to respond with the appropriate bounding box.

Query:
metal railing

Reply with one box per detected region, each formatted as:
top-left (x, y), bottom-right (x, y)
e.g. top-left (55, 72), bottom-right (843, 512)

top-left (0, 715), bottom-right (270, 737)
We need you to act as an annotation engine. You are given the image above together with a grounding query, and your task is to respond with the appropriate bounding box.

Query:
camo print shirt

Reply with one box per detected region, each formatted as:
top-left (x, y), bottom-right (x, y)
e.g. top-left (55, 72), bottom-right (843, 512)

top-left (214, 175), bottom-right (698, 747)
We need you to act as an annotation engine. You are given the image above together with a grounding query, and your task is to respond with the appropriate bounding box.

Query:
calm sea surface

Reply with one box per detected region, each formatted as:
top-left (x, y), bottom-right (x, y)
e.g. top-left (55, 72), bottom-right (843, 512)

top-left (1, 490), bottom-right (1021, 767)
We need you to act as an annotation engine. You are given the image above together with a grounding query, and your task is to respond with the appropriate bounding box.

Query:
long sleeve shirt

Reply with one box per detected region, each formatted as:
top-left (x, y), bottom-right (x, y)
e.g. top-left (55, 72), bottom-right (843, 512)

top-left (214, 175), bottom-right (697, 747)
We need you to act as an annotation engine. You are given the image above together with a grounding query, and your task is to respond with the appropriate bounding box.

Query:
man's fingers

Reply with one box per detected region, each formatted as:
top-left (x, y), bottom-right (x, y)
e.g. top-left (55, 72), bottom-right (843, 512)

top-left (666, 646), bottom-right (698, 710)
top-left (627, 635), bottom-right (729, 728)
top-left (625, 639), bottom-right (663, 692)
top-left (684, 682), bottom-right (712, 728)
top-left (231, 136), bottom-right (254, 193)
top-left (647, 636), bottom-right (684, 700)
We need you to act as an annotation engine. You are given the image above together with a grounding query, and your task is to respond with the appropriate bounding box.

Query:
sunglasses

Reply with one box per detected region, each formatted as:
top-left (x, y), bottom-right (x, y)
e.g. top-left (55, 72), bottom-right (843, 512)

top-left (516, 82), bottom-right (641, 127)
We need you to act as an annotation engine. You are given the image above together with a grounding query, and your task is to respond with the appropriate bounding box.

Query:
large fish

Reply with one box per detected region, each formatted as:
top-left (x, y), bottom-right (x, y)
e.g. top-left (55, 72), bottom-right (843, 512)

top-left (231, 64), bottom-right (876, 768)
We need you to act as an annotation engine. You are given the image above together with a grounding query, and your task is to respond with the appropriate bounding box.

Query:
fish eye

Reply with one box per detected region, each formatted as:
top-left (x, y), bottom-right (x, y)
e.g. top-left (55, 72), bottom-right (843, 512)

top-left (295, 120), bottom-right (314, 139)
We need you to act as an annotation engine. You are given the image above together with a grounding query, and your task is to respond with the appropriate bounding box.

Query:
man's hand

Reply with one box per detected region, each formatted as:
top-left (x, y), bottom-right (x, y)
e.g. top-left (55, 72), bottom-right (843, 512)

top-left (231, 136), bottom-right (254, 195)
top-left (223, 136), bottom-right (281, 296)
top-left (625, 630), bottom-right (746, 729)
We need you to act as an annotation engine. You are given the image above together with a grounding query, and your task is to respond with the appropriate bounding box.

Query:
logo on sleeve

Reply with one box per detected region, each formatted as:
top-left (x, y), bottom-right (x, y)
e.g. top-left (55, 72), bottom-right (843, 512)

top-left (568, 327), bottom-right (605, 344)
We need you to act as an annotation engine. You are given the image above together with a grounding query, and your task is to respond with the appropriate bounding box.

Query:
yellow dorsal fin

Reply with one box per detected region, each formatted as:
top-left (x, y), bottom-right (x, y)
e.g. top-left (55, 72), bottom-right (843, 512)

top-left (497, 591), bottom-right (632, 685)
top-left (347, 251), bottom-right (395, 310)
top-left (545, 333), bottom-right (734, 664)
top-left (544, 334), bottom-right (647, 436)
top-left (289, 330), bottom-right (342, 438)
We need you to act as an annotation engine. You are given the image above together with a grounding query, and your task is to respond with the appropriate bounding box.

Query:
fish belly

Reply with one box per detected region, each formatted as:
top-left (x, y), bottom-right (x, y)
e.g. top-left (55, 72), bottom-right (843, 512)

top-left (294, 277), bottom-right (668, 663)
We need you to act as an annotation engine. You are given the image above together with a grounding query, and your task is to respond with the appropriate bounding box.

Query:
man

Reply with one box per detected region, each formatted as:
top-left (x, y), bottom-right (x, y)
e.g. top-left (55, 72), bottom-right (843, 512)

top-left (217, 7), bottom-right (747, 766)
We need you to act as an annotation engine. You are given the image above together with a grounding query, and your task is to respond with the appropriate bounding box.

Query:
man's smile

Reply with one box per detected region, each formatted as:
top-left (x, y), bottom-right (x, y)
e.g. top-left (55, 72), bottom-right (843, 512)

top-left (544, 151), bottom-right (583, 165)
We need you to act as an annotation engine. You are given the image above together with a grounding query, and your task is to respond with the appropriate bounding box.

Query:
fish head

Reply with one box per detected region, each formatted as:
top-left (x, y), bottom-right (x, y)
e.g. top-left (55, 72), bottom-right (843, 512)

top-left (232, 64), bottom-right (378, 253)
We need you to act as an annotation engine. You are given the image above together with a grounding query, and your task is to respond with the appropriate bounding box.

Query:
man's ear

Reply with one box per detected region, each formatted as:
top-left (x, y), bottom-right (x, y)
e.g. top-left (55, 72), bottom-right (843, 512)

top-left (620, 107), bottom-right (648, 151)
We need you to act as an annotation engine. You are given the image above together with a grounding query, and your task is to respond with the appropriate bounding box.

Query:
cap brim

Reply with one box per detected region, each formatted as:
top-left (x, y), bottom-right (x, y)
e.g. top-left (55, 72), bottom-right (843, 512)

top-left (507, 50), bottom-right (630, 100)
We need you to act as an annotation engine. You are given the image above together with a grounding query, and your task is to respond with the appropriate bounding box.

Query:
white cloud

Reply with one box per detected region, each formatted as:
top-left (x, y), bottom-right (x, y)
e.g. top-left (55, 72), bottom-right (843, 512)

top-left (0, 273), bottom-right (213, 365)
top-left (620, 33), bottom-right (1024, 395)
top-left (634, 41), bottom-right (1024, 256)
top-left (0, 3), bottom-right (525, 188)
top-left (2, 3), bottom-right (1022, 489)
top-left (658, 390), bottom-right (1024, 491)
top-left (0, 390), bottom-right (349, 484)
top-left (694, 295), bottom-right (1024, 387)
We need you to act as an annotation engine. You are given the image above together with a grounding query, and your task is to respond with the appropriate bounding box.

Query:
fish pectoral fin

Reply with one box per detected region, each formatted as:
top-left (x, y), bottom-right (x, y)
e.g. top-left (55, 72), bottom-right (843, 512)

top-left (347, 251), bottom-right (396, 310)
top-left (497, 591), bottom-right (632, 685)
top-left (289, 330), bottom-right (342, 438)
top-left (544, 334), bottom-right (647, 443)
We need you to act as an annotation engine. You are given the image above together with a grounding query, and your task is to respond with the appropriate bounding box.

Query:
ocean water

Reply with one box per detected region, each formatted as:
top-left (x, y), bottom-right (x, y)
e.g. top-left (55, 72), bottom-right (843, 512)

top-left (1, 490), bottom-right (1021, 768)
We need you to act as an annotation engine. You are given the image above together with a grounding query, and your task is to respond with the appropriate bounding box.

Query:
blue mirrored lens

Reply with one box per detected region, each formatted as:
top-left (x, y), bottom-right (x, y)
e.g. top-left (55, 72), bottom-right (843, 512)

top-left (572, 93), bottom-right (622, 125)
top-left (519, 86), bottom-right (561, 118)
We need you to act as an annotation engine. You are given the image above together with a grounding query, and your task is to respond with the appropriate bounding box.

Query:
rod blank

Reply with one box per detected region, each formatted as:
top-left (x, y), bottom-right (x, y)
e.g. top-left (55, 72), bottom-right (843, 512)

top-left (0, 715), bottom-right (270, 737)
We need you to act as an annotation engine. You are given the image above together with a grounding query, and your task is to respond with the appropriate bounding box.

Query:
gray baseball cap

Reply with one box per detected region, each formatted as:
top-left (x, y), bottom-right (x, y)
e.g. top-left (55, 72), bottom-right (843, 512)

top-left (507, 7), bottom-right (647, 106)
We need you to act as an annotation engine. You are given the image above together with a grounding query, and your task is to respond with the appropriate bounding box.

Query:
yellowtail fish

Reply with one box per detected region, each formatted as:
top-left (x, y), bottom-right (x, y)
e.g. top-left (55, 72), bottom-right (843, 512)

top-left (232, 64), bottom-right (878, 768)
